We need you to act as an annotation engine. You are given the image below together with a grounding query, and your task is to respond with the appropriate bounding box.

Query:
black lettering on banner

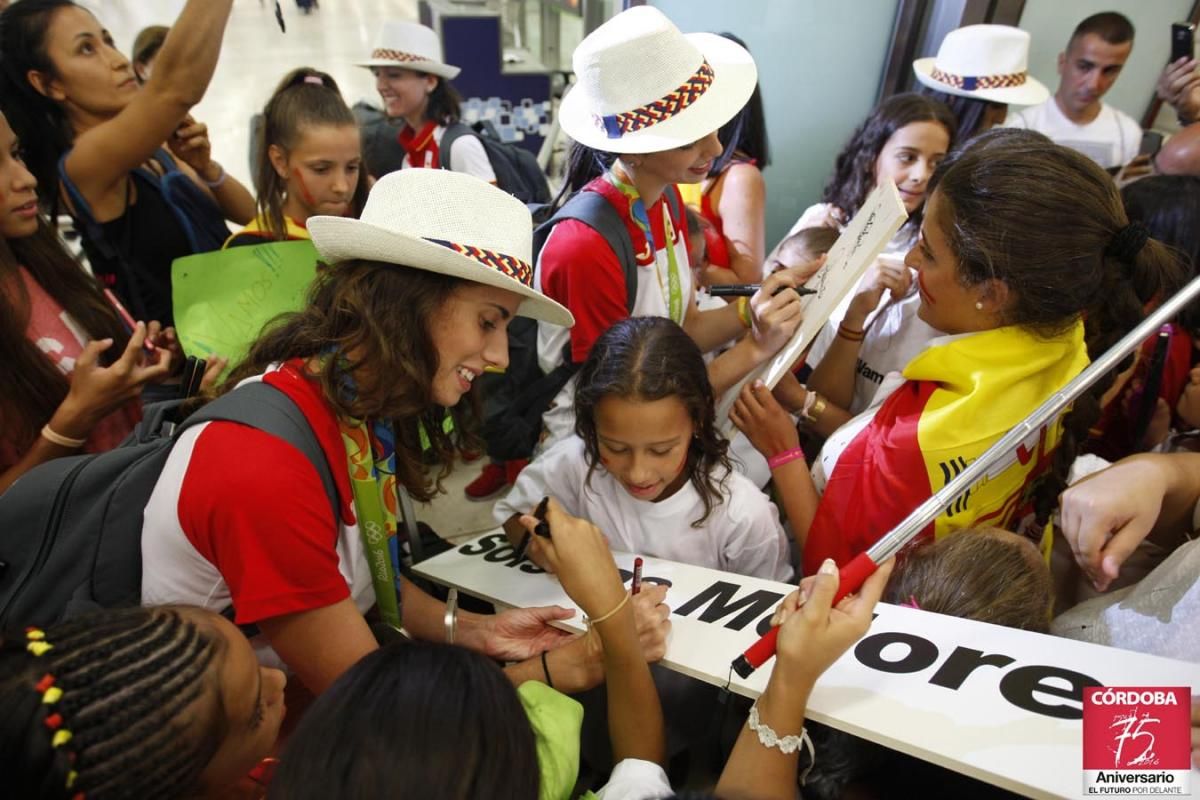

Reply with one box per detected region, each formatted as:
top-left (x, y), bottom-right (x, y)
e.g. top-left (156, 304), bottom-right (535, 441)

top-left (854, 631), bottom-right (939, 674)
top-left (459, 532), bottom-right (506, 556)
top-left (998, 665), bottom-right (1099, 720)
top-left (929, 647), bottom-right (1016, 690)
top-left (676, 581), bottom-right (784, 631)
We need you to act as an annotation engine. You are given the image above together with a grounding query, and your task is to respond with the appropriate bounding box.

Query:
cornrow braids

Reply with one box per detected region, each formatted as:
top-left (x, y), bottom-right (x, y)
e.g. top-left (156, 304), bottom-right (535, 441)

top-left (0, 607), bottom-right (226, 800)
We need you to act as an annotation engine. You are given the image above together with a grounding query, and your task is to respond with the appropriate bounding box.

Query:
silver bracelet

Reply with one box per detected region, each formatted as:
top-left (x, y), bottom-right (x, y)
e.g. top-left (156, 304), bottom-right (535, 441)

top-left (444, 587), bottom-right (458, 644)
top-left (747, 700), bottom-right (816, 783)
top-left (203, 163), bottom-right (227, 189)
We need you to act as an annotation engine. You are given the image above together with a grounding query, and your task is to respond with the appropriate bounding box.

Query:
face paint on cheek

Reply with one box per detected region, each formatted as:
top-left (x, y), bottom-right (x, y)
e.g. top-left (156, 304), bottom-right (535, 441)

top-left (292, 168), bottom-right (317, 207)
top-left (917, 270), bottom-right (937, 305)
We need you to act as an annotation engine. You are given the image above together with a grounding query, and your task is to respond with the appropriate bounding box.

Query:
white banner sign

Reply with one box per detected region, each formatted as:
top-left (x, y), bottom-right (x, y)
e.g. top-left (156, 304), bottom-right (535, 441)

top-left (414, 531), bottom-right (1200, 800)
top-left (716, 180), bottom-right (909, 429)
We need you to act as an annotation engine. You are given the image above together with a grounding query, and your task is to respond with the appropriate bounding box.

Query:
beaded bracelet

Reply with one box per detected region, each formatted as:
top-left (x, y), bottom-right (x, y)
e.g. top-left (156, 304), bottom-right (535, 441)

top-left (747, 700), bottom-right (817, 782)
top-left (41, 425), bottom-right (86, 449)
top-left (767, 447), bottom-right (805, 470)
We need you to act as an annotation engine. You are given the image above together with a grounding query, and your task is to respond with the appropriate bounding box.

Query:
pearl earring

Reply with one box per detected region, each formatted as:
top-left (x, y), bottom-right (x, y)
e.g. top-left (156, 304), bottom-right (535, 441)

top-left (975, 301), bottom-right (984, 311)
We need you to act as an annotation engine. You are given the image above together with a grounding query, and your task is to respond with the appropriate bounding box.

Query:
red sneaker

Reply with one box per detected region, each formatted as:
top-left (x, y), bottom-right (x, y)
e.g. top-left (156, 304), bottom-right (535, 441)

top-left (460, 449), bottom-right (483, 463)
top-left (465, 462), bottom-right (508, 500)
top-left (505, 458), bottom-right (529, 484)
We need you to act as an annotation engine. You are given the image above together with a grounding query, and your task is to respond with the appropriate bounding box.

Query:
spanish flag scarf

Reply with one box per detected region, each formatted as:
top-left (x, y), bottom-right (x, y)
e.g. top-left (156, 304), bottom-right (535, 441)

top-left (803, 320), bottom-right (1088, 575)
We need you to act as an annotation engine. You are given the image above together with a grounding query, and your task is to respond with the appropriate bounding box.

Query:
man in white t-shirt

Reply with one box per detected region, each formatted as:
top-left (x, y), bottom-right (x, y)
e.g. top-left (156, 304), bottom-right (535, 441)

top-left (1004, 12), bottom-right (1140, 169)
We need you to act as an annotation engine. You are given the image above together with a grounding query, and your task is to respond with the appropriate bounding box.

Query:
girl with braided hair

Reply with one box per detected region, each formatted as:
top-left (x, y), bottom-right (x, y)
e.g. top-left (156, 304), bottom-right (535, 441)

top-left (1, 606), bottom-right (285, 799)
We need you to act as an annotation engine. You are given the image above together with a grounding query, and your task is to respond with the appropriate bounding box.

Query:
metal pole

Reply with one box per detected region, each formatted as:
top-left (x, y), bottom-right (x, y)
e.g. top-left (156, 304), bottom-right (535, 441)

top-left (866, 274), bottom-right (1200, 564)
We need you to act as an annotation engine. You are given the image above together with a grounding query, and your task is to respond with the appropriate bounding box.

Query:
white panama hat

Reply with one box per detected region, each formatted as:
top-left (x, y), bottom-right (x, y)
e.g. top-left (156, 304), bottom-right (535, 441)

top-left (307, 170), bottom-right (573, 327)
top-left (913, 24), bottom-right (1048, 106)
top-left (356, 20), bottom-right (462, 80)
top-left (558, 6), bottom-right (758, 154)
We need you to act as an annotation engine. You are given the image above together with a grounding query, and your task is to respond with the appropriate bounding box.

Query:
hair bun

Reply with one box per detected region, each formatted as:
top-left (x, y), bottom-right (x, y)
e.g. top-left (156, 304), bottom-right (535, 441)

top-left (1106, 222), bottom-right (1150, 264)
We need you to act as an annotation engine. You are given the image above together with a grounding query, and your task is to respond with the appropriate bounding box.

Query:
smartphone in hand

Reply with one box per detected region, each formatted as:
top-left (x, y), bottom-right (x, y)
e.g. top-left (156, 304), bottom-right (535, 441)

top-left (1172, 22), bottom-right (1195, 64)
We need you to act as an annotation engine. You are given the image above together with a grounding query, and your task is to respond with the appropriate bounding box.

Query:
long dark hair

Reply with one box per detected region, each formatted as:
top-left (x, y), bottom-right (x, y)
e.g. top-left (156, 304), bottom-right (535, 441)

top-left (710, 32), bottom-right (770, 176)
top-left (930, 129), bottom-right (1186, 522)
top-left (255, 67), bottom-right (368, 240)
top-left (0, 0), bottom-right (82, 218)
top-left (918, 88), bottom-right (998, 143)
top-left (269, 642), bottom-right (540, 800)
top-left (823, 92), bottom-right (956, 230)
top-left (574, 316), bottom-right (732, 526)
top-left (426, 75), bottom-right (462, 125)
top-left (0, 218), bottom-right (130, 452)
top-left (224, 260), bottom-right (476, 502)
top-left (0, 607), bottom-right (226, 800)
top-left (1121, 175), bottom-right (1200, 334)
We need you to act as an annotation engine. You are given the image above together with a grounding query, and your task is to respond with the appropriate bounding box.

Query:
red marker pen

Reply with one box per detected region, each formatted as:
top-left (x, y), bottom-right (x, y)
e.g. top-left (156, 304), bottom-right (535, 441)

top-left (631, 557), bottom-right (643, 595)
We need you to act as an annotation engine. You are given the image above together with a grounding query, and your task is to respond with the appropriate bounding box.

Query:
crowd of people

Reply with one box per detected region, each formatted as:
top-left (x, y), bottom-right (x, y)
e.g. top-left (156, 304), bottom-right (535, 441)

top-left (1, 1), bottom-right (1198, 797)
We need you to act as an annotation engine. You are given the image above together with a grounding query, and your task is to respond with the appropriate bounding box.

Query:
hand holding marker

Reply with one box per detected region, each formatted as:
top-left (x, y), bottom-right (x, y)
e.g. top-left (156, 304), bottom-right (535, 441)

top-left (709, 284), bottom-right (817, 298)
top-left (513, 496), bottom-right (552, 561)
top-left (733, 273), bottom-right (1200, 677)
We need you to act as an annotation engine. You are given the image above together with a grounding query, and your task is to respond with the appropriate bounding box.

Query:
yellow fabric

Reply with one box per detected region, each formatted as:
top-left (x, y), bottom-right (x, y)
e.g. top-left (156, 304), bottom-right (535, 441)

top-left (903, 320), bottom-right (1089, 539)
top-left (675, 181), bottom-right (703, 210)
top-left (223, 214), bottom-right (310, 248)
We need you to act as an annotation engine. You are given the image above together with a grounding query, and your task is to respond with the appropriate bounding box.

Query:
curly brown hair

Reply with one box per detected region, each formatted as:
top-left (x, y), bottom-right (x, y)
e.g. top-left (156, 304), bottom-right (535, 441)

top-left (573, 316), bottom-right (732, 526)
top-left (224, 259), bottom-right (478, 502)
top-left (822, 92), bottom-right (956, 233)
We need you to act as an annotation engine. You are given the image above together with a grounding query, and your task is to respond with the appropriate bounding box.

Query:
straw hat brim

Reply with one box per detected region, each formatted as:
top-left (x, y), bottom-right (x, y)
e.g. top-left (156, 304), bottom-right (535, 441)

top-left (306, 216), bottom-right (574, 327)
top-left (912, 57), bottom-right (1048, 106)
top-left (355, 59), bottom-right (462, 80)
top-left (558, 32), bottom-right (758, 155)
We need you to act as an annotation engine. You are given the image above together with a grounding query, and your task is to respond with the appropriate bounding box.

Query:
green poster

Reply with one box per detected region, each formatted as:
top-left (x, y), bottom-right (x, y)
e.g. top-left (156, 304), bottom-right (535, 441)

top-left (172, 240), bottom-right (319, 375)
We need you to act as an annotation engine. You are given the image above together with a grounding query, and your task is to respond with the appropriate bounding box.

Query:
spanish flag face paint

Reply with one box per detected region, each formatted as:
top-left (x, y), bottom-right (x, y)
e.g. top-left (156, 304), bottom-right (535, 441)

top-left (595, 394), bottom-right (694, 503)
top-left (910, 193), bottom-right (991, 335)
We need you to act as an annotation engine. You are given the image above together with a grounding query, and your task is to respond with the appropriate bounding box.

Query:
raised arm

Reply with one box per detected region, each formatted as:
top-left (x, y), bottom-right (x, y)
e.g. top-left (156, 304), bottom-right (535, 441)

top-left (60, 0), bottom-right (235, 203)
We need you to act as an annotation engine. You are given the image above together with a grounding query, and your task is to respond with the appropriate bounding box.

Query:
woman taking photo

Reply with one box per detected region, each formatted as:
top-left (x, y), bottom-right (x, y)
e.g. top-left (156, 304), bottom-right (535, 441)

top-left (0, 0), bottom-right (256, 326)
top-left (139, 169), bottom-right (671, 696)
top-left (733, 130), bottom-right (1183, 573)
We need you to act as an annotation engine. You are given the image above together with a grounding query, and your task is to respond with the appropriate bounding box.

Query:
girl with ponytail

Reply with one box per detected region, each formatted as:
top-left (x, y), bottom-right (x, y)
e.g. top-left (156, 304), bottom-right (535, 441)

top-left (226, 68), bottom-right (368, 248)
top-left (733, 128), bottom-right (1185, 573)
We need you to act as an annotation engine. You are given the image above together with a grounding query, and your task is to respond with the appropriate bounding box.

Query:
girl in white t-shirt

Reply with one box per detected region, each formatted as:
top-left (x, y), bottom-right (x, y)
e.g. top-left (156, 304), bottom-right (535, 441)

top-left (772, 94), bottom-right (958, 434)
top-left (497, 316), bottom-right (793, 581)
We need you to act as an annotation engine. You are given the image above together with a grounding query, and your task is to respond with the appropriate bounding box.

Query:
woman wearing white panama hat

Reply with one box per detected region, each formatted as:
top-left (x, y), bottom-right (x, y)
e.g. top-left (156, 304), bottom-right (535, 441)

top-left (536, 6), bottom-right (807, 453)
top-left (913, 24), bottom-right (1049, 141)
top-left (139, 169), bottom-right (671, 698)
top-left (356, 19), bottom-right (496, 183)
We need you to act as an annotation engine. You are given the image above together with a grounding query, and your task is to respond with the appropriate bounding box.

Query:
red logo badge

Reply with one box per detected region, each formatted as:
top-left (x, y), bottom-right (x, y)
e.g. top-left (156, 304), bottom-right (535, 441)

top-left (1083, 687), bottom-right (1192, 795)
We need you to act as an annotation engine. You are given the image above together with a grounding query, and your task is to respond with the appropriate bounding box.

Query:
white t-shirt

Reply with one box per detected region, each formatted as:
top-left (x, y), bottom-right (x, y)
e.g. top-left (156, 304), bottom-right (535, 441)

top-left (1003, 98), bottom-right (1140, 169)
top-left (805, 280), bottom-right (939, 415)
top-left (596, 758), bottom-right (674, 800)
top-left (400, 124), bottom-right (497, 182)
top-left (495, 436), bottom-right (794, 581)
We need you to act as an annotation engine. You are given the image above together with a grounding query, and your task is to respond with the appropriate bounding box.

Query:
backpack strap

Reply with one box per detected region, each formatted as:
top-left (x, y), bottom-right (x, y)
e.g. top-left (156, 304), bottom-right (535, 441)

top-left (438, 121), bottom-right (476, 171)
top-left (178, 382), bottom-right (338, 518)
top-left (533, 190), bottom-right (638, 313)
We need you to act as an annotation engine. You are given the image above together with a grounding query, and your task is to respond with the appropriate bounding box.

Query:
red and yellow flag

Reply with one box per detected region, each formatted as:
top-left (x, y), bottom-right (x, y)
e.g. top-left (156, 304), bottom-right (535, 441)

top-left (803, 321), bottom-right (1088, 575)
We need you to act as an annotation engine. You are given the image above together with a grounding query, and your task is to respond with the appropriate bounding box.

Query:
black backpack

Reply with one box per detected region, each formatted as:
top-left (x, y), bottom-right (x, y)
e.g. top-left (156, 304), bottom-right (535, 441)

top-left (0, 382), bottom-right (336, 630)
top-left (479, 189), bottom-right (681, 461)
top-left (441, 120), bottom-right (552, 205)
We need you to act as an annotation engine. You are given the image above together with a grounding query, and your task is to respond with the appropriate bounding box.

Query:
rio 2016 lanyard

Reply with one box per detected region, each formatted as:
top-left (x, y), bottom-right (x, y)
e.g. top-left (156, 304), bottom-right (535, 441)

top-left (341, 418), bottom-right (403, 630)
top-left (606, 166), bottom-right (685, 324)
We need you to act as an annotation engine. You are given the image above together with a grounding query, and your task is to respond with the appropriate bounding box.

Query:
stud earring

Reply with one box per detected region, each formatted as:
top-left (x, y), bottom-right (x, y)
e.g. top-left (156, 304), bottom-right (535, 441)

top-left (975, 301), bottom-right (984, 311)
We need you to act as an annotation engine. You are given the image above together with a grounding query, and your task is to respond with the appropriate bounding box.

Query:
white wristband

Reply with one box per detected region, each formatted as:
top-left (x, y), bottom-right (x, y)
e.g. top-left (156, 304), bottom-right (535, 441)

top-left (748, 700), bottom-right (816, 783)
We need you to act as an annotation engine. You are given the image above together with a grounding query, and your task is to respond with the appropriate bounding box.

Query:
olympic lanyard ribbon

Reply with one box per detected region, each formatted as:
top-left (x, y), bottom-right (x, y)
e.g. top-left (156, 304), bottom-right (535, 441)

top-left (341, 418), bottom-right (403, 629)
top-left (606, 170), bottom-right (684, 324)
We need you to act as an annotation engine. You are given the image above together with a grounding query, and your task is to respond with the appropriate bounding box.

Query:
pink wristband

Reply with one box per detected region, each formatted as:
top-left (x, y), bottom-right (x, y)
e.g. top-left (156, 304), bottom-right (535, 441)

top-left (767, 447), bottom-right (805, 470)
